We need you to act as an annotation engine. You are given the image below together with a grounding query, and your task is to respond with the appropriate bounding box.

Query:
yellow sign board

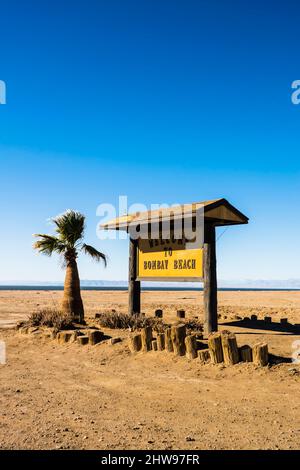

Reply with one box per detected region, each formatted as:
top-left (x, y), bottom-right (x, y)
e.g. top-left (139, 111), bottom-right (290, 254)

top-left (137, 238), bottom-right (203, 281)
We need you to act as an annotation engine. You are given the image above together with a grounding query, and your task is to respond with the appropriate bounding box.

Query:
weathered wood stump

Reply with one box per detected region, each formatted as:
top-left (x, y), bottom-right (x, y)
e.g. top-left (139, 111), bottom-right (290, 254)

top-left (155, 309), bottom-right (163, 318)
top-left (239, 345), bottom-right (253, 362)
top-left (251, 314), bottom-right (257, 321)
top-left (253, 343), bottom-right (268, 366)
top-left (57, 331), bottom-right (73, 343)
top-left (88, 330), bottom-right (104, 345)
top-left (264, 316), bottom-right (272, 323)
top-left (165, 328), bottom-right (174, 352)
top-left (141, 326), bottom-right (153, 352)
top-left (77, 335), bottom-right (89, 345)
top-left (157, 333), bottom-right (165, 351)
top-left (221, 331), bottom-right (239, 365)
top-left (110, 337), bottom-right (122, 345)
top-left (208, 332), bottom-right (223, 363)
top-left (152, 340), bottom-right (158, 351)
top-left (128, 333), bottom-right (142, 352)
top-left (185, 335), bottom-right (197, 359)
top-left (198, 349), bottom-right (211, 364)
top-left (171, 324), bottom-right (186, 356)
top-left (69, 331), bottom-right (78, 343)
top-left (177, 310), bottom-right (186, 319)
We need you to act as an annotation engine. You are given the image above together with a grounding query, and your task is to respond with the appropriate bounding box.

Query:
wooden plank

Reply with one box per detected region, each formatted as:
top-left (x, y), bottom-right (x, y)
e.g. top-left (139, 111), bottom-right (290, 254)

top-left (203, 224), bottom-right (218, 334)
top-left (128, 237), bottom-right (141, 315)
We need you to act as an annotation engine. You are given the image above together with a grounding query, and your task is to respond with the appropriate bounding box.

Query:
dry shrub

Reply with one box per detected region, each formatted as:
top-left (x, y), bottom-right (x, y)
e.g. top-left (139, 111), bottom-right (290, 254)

top-left (184, 318), bottom-right (204, 335)
top-left (27, 308), bottom-right (73, 330)
top-left (96, 311), bottom-right (203, 334)
top-left (96, 311), bottom-right (165, 332)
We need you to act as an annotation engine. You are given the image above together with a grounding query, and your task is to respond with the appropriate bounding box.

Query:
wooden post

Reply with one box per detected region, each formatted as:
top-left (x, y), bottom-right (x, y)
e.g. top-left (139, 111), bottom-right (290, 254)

top-left (141, 326), bottom-right (152, 352)
top-left (157, 333), bottom-right (165, 350)
top-left (203, 224), bottom-right (218, 335)
top-left (165, 328), bottom-right (174, 352)
top-left (155, 309), bottom-right (163, 318)
top-left (177, 310), bottom-right (185, 319)
top-left (185, 335), bottom-right (197, 359)
top-left (239, 345), bottom-right (252, 362)
top-left (88, 330), bottom-right (104, 345)
top-left (253, 343), bottom-right (268, 366)
top-left (129, 333), bottom-right (142, 352)
top-left (221, 331), bottom-right (239, 365)
top-left (208, 332), bottom-right (223, 363)
top-left (171, 324), bottom-right (186, 356)
top-left (128, 237), bottom-right (141, 315)
top-left (198, 349), bottom-right (211, 364)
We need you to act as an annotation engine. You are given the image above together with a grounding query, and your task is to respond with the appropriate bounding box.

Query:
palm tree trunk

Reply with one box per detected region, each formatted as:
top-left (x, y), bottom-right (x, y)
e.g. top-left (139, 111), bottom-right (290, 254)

top-left (62, 259), bottom-right (84, 323)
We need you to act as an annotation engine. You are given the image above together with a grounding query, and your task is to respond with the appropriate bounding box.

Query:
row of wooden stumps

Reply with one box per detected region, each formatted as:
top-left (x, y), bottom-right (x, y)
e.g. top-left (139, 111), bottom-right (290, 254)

top-left (129, 325), bottom-right (269, 366)
top-left (208, 331), bottom-right (268, 366)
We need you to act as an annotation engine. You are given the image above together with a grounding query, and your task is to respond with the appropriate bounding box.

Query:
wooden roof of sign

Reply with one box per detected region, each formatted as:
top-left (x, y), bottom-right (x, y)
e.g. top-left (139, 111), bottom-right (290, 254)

top-left (101, 198), bottom-right (249, 231)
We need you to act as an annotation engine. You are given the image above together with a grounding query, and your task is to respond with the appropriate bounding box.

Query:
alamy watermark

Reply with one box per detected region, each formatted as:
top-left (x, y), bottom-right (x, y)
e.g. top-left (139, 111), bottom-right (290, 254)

top-left (96, 196), bottom-right (204, 248)
top-left (0, 80), bottom-right (6, 104)
top-left (0, 341), bottom-right (6, 364)
top-left (291, 340), bottom-right (300, 364)
top-left (291, 80), bottom-right (300, 104)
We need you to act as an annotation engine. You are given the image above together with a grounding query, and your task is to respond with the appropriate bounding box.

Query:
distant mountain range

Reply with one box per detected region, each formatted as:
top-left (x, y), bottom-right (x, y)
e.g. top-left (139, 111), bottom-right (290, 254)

top-left (1, 279), bottom-right (300, 288)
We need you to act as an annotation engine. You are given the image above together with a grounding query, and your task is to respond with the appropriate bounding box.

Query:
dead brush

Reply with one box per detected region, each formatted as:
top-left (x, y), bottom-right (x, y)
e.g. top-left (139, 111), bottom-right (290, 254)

top-left (184, 318), bottom-right (204, 335)
top-left (26, 308), bottom-right (73, 330)
top-left (96, 311), bottom-right (165, 332)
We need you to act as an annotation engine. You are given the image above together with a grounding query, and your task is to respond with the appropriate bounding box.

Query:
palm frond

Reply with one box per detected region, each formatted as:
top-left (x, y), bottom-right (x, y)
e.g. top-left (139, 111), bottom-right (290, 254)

top-left (81, 243), bottom-right (107, 267)
top-left (33, 234), bottom-right (66, 256)
top-left (52, 210), bottom-right (85, 246)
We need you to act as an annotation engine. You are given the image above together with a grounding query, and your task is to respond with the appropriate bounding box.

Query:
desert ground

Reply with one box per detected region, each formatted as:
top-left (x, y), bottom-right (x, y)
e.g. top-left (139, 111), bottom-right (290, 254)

top-left (0, 289), bottom-right (300, 450)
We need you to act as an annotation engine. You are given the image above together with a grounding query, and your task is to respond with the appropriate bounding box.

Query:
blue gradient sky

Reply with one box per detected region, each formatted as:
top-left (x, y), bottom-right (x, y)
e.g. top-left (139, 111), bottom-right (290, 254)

top-left (0, 0), bottom-right (299, 282)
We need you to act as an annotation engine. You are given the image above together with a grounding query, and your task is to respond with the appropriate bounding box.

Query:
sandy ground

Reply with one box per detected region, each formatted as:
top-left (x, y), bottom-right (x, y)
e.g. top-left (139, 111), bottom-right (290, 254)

top-left (0, 290), bottom-right (300, 450)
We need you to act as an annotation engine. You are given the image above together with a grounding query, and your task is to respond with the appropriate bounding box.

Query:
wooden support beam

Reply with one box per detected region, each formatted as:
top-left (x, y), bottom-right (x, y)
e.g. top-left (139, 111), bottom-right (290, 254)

top-left (203, 224), bottom-right (218, 334)
top-left (128, 237), bottom-right (141, 315)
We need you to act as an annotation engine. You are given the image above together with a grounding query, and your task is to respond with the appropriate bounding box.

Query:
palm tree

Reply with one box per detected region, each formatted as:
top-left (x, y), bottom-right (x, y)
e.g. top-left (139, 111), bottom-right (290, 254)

top-left (33, 210), bottom-right (107, 323)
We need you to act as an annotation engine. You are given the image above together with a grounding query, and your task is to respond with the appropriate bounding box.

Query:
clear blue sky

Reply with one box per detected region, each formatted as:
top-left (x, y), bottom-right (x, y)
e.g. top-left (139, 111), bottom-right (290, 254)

top-left (0, 0), bottom-right (299, 282)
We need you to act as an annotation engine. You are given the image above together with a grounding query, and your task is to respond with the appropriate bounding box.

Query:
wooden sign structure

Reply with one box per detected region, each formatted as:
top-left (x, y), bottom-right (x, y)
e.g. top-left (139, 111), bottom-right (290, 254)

top-left (101, 198), bottom-right (248, 334)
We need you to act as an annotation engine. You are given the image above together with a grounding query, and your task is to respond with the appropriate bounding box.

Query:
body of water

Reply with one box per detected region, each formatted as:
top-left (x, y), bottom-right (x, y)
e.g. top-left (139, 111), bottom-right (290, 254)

top-left (0, 286), bottom-right (299, 292)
